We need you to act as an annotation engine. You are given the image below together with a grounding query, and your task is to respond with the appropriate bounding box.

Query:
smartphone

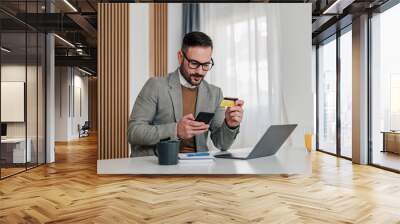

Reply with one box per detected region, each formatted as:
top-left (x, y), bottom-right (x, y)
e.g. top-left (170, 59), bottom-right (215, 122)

top-left (195, 112), bottom-right (215, 124)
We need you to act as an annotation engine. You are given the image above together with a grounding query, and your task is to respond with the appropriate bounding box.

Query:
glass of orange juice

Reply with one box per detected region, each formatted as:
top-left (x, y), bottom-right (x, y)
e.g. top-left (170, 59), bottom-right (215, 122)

top-left (304, 127), bottom-right (313, 152)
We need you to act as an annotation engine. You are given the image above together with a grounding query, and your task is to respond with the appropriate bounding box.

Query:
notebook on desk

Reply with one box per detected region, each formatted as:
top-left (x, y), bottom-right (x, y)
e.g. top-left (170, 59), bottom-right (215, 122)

top-left (178, 152), bottom-right (214, 160)
top-left (178, 153), bottom-right (215, 165)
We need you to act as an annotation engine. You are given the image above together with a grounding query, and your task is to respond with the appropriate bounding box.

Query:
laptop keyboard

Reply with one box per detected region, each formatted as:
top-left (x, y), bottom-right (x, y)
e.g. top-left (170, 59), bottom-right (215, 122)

top-left (215, 152), bottom-right (249, 158)
top-left (215, 153), bottom-right (233, 158)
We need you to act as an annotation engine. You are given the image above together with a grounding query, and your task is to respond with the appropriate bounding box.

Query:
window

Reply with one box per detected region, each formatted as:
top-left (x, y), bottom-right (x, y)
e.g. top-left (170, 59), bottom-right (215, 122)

top-left (318, 37), bottom-right (337, 154)
top-left (317, 26), bottom-right (353, 159)
top-left (371, 3), bottom-right (400, 171)
top-left (200, 4), bottom-right (271, 149)
top-left (340, 29), bottom-right (352, 158)
top-left (199, 4), bottom-right (312, 150)
top-left (390, 74), bottom-right (400, 130)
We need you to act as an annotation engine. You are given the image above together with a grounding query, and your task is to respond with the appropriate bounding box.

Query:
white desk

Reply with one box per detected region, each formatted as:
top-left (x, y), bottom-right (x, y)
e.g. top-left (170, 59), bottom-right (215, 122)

top-left (97, 147), bottom-right (312, 175)
top-left (1, 138), bottom-right (31, 163)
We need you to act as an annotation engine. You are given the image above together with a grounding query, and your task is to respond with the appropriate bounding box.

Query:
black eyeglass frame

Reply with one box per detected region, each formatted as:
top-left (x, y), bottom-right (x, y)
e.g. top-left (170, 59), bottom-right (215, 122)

top-left (181, 51), bottom-right (214, 71)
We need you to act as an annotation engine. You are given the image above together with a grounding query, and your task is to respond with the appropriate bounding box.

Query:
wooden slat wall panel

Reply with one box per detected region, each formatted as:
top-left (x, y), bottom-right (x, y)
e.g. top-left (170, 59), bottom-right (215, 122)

top-left (149, 3), bottom-right (168, 77)
top-left (98, 3), bottom-right (129, 160)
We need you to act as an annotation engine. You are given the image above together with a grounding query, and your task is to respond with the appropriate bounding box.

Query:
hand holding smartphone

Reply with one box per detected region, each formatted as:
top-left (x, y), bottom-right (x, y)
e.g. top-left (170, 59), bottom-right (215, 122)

top-left (177, 113), bottom-right (212, 140)
top-left (195, 112), bottom-right (215, 124)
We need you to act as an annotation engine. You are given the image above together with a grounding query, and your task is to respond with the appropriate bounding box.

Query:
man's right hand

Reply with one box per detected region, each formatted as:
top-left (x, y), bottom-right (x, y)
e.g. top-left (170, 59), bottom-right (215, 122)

top-left (177, 114), bottom-right (209, 140)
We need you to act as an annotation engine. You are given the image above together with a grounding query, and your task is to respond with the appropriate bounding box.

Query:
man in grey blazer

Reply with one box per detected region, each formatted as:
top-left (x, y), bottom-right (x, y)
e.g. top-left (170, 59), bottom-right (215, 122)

top-left (128, 32), bottom-right (244, 157)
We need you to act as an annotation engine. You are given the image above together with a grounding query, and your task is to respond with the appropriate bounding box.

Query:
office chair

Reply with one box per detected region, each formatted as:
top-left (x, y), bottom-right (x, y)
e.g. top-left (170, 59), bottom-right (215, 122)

top-left (79, 121), bottom-right (90, 138)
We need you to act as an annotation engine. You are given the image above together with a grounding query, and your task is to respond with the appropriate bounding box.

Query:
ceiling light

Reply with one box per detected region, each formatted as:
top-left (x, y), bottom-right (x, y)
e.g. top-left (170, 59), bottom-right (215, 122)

top-left (63, 0), bottom-right (78, 12)
top-left (1, 47), bottom-right (11, 53)
top-left (76, 48), bottom-right (85, 55)
top-left (78, 67), bottom-right (93, 76)
top-left (323, 0), bottom-right (341, 14)
top-left (322, 0), bottom-right (350, 14)
top-left (54, 34), bottom-right (75, 48)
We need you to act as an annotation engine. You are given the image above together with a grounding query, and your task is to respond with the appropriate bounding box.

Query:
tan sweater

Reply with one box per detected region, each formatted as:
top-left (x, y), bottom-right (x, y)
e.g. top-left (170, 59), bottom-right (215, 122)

top-left (180, 85), bottom-right (198, 153)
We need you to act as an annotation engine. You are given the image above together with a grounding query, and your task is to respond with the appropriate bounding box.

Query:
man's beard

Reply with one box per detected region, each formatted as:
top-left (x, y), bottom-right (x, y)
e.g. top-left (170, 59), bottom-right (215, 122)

top-left (179, 66), bottom-right (204, 86)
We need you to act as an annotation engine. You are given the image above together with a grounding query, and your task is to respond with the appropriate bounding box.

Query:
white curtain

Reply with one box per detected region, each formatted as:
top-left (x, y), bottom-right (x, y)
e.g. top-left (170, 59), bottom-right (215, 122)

top-left (199, 4), bottom-right (288, 149)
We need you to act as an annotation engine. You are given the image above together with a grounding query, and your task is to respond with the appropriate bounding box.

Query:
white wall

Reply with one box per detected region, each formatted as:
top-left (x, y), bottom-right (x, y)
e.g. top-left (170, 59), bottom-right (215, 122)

top-left (72, 74), bottom-right (89, 137)
top-left (54, 67), bottom-right (89, 141)
top-left (1, 66), bottom-right (26, 127)
top-left (1, 65), bottom-right (26, 82)
top-left (55, 67), bottom-right (70, 141)
top-left (1, 82), bottom-right (24, 122)
top-left (279, 4), bottom-right (313, 148)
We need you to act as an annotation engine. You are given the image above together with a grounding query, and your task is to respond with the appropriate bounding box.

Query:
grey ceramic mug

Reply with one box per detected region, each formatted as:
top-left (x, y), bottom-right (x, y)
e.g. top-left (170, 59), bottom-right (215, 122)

top-left (154, 140), bottom-right (180, 165)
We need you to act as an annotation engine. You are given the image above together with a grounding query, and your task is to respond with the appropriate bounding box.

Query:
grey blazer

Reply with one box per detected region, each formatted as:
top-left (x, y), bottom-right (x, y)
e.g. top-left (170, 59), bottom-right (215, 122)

top-left (128, 69), bottom-right (240, 157)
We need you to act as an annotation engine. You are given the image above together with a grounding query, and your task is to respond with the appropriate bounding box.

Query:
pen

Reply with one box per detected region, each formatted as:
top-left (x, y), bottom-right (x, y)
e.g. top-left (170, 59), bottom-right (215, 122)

top-left (186, 152), bottom-right (210, 157)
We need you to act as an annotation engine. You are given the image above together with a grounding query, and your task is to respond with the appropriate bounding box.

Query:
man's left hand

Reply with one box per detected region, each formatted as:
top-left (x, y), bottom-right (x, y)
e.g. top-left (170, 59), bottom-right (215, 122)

top-left (225, 100), bottom-right (244, 128)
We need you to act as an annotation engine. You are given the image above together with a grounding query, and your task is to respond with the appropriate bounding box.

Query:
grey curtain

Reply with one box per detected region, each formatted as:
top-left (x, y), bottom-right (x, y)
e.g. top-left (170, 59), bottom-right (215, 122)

top-left (182, 3), bottom-right (200, 36)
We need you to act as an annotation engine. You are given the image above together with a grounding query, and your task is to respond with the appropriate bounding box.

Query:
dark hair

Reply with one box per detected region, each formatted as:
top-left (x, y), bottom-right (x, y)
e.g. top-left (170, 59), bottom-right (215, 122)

top-left (181, 31), bottom-right (213, 53)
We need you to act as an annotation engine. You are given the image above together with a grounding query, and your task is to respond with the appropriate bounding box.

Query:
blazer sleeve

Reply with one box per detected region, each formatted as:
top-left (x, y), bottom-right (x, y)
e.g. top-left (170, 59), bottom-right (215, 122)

top-left (127, 78), bottom-right (178, 147)
top-left (209, 87), bottom-right (240, 151)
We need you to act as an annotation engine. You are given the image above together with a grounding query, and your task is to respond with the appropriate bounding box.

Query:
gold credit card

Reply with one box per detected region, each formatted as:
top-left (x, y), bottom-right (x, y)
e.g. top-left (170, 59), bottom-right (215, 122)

top-left (220, 97), bottom-right (238, 107)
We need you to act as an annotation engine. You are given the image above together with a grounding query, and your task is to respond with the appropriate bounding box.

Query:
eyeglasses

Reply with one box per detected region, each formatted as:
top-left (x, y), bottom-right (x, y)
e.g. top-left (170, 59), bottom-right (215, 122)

top-left (182, 51), bottom-right (214, 71)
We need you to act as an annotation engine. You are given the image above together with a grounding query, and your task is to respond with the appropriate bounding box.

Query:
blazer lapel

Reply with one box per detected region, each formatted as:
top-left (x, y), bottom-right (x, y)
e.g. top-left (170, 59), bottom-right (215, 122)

top-left (168, 69), bottom-right (182, 122)
top-left (195, 82), bottom-right (210, 152)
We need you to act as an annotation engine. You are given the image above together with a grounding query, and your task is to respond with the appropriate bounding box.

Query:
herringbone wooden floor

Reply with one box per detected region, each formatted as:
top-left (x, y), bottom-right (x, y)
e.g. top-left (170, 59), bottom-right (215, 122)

top-left (1, 134), bottom-right (400, 224)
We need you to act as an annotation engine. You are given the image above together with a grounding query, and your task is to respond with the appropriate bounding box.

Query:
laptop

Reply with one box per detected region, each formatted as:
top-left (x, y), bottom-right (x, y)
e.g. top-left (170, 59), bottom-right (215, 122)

top-left (214, 124), bottom-right (297, 160)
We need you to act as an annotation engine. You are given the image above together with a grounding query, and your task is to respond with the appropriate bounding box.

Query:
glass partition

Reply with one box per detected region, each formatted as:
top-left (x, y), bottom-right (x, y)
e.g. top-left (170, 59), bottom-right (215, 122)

top-left (27, 31), bottom-right (38, 169)
top-left (1, 31), bottom-right (28, 177)
top-left (0, 1), bottom-right (46, 179)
